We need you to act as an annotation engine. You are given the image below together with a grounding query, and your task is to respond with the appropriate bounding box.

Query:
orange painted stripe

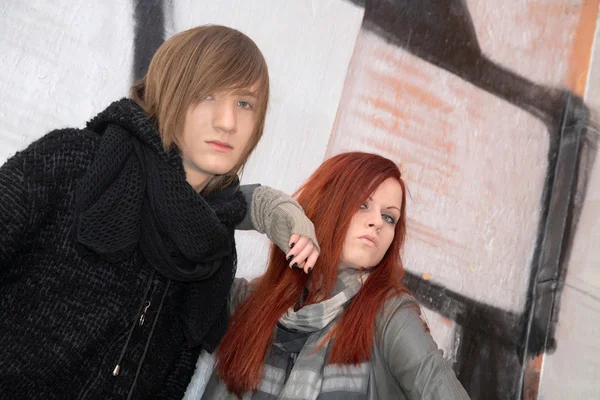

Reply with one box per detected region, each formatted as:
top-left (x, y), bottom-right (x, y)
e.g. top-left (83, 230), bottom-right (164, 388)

top-left (407, 218), bottom-right (469, 251)
top-left (355, 110), bottom-right (457, 167)
top-left (356, 111), bottom-right (457, 173)
top-left (566, 0), bottom-right (600, 95)
top-left (372, 48), bottom-right (431, 82)
top-left (523, 354), bottom-right (544, 400)
top-left (368, 69), bottom-right (455, 115)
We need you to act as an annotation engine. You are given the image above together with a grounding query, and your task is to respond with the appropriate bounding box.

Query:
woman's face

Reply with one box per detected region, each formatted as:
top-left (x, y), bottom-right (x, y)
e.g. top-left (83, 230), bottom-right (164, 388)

top-left (340, 178), bottom-right (403, 270)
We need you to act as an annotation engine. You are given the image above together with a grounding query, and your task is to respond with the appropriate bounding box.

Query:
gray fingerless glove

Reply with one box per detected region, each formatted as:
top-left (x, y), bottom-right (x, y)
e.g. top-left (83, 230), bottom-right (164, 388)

top-left (249, 186), bottom-right (320, 254)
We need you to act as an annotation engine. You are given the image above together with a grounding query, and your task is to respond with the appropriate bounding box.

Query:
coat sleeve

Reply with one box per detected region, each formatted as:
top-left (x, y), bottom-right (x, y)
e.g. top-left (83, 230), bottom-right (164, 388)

top-left (236, 184), bottom-right (261, 231)
top-left (228, 277), bottom-right (251, 316)
top-left (0, 128), bottom-right (95, 270)
top-left (377, 295), bottom-right (471, 399)
top-left (236, 185), bottom-right (320, 254)
top-left (0, 150), bottom-right (32, 266)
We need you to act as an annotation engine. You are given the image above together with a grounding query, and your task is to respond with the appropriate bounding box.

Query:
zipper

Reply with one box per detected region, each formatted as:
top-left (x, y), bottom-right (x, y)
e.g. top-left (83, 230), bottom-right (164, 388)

top-left (138, 301), bottom-right (151, 327)
top-left (112, 272), bottom-right (156, 377)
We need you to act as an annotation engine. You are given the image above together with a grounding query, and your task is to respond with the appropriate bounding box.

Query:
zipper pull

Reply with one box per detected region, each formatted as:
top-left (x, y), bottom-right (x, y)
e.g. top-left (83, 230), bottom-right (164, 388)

top-left (113, 365), bottom-right (121, 376)
top-left (139, 301), bottom-right (151, 326)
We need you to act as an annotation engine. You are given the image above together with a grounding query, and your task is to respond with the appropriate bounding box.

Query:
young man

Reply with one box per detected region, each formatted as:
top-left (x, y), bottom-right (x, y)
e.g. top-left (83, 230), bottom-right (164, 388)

top-left (0, 25), bottom-right (318, 399)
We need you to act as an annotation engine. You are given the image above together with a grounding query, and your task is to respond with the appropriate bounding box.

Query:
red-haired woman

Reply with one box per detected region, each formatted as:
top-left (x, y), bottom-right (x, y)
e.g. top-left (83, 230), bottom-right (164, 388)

top-left (200, 152), bottom-right (470, 399)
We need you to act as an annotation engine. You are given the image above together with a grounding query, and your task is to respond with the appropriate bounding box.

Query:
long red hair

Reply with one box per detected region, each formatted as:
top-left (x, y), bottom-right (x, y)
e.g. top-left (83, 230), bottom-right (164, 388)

top-left (216, 152), bottom-right (408, 395)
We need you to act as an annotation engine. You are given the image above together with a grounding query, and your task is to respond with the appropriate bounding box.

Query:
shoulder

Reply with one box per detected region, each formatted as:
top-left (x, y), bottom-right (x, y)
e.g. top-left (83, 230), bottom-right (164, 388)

top-left (1, 128), bottom-right (103, 203)
top-left (372, 293), bottom-right (471, 399)
top-left (20, 128), bottom-right (101, 180)
top-left (25, 128), bottom-right (100, 158)
top-left (376, 292), bottom-right (427, 333)
top-left (374, 292), bottom-right (438, 363)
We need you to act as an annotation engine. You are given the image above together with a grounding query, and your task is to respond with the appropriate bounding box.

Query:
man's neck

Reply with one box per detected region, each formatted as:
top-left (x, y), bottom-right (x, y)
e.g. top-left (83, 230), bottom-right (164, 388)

top-left (182, 158), bottom-right (211, 193)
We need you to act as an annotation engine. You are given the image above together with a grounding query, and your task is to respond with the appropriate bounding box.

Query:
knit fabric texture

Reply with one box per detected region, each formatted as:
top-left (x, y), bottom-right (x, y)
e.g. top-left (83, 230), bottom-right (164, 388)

top-left (76, 98), bottom-right (246, 349)
top-left (249, 186), bottom-right (320, 254)
top-left (0, 98), bottom-right (245, 399)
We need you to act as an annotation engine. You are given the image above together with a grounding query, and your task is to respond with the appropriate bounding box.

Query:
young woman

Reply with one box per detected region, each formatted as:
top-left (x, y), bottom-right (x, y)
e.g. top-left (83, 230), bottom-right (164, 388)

top-left (203, 152), bottom-right (470, 399)
top-left (0, 25), bottom-right (318, 399)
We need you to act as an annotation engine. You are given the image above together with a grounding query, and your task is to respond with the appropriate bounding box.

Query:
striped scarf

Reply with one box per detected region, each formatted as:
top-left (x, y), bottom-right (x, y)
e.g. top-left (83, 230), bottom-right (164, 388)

top-left (203, 269), bottom-right (371, 400)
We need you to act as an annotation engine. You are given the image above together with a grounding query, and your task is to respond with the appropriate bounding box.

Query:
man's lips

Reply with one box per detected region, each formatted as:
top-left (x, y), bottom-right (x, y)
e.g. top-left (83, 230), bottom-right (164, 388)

top-left (206, 140), bottom-right (233, 152)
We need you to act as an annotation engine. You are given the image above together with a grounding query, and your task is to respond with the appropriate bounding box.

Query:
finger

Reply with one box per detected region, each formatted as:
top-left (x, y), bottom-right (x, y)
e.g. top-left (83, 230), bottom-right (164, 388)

top-left (296, 259), bottom-right (306, 272)
top-left (286, 235), bottom-right (309, 261)
top-left (303, 249), bottom-right (319, 273)
top-left (288, 233), bottom-right (300, 249)
top-left (290, 240), bottom-right (313, 269)
top-left (301, 250), bottom-right (317, 274)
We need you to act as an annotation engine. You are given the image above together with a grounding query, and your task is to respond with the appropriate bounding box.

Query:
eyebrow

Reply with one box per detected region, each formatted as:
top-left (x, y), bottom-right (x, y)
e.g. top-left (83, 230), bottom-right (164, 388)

top-left (232, 89), bottom-right (258, 98)
top-left (368, 196), bottom-right (401, 213)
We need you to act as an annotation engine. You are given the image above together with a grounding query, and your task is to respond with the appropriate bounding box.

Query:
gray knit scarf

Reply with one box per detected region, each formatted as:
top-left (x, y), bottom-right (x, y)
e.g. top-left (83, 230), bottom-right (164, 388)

top-left (204, 269), bottom-right (371, 400)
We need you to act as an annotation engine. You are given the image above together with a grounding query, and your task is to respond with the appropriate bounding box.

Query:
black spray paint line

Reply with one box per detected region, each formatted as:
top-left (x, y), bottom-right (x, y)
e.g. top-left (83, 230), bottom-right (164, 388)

top-left (341, 0), bottom-right (594, 399)
top-left (405, 271), bottom-right (522, 398)
top-left (132, 0), bottom-right (165, 82)
top-left (348, 0), bottom-right (569, 133)
top-left (126, 0), bottom-right (595, 397)
top-left (518, 95), bottom-right (590, 395)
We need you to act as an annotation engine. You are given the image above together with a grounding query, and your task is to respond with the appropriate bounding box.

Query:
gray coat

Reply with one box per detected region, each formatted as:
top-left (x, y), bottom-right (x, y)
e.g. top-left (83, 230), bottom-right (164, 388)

top-left (368, 293), bottom-right (470, 399)
top-left (191, 279), bottom-right (470, 400)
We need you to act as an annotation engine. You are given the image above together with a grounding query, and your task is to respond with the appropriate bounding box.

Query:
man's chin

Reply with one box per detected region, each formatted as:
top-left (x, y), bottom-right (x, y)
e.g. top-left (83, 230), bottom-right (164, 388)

top-left (204, 167), bottom-right (234, 176)
top-left (193, 160), bottom-right (235, 177)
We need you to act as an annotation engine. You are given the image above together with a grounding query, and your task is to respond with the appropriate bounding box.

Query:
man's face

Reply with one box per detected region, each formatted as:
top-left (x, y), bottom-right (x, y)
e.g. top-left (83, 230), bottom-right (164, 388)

top-left (180, 85), bottom-right (258, 189)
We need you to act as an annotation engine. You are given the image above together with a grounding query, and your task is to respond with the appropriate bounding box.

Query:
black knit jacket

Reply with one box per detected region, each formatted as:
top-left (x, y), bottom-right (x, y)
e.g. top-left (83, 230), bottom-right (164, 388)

top-left (0, 100), bottom-right (246, 399)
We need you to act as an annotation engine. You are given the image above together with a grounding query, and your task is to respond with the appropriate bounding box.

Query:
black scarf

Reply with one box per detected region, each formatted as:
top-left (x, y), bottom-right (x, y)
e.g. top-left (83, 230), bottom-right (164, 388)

top-left (72, 98), bottom-right (246, 351)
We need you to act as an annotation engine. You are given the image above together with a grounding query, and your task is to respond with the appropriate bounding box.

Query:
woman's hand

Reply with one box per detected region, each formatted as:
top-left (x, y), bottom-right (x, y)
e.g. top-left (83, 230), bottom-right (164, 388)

top-left (285, 233), bottom-right (319, 274)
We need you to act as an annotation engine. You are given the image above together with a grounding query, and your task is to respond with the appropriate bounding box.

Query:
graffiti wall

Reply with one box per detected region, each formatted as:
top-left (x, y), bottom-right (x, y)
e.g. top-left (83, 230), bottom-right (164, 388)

top-left (329, 1), bottom-right (598, 399)
top-left (1, 1), bottom-right (598, 398)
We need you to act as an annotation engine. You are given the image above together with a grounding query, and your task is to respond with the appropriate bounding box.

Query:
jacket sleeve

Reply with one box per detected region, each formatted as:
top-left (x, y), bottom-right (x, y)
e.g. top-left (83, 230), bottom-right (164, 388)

top-left (0, 151), bottom-right (32, 266)
top-left (377, 295), bottom-right (471, 399)
top-left (236, 185), bottom-right (320, 254)
top-left (228, 277), bottom-right (251, 316)
top-left (157, 345), bottom-right (203, 400)
top-left (236, 184), bottom-right (261, 231)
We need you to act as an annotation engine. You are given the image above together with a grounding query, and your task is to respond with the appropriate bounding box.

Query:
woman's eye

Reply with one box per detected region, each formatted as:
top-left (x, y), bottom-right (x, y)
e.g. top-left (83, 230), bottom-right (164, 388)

top-left (204, 95), bottom-right (214, 100)
top-left (382, 214), bottom-right (396, 224)
top-left (238, 100), bottom-right (252, 109)
top-left (360, 203), bottom-right (368, 209)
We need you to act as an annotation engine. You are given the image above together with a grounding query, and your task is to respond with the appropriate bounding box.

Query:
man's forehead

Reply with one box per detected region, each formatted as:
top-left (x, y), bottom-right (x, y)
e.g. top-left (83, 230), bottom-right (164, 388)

top-left (231, 87), bottom-right (258, 97)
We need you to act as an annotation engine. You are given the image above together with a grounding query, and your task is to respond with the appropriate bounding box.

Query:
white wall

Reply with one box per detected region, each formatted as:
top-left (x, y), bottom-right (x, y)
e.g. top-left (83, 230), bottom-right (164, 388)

top-left (0, 0), bottom-right (134, 162)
